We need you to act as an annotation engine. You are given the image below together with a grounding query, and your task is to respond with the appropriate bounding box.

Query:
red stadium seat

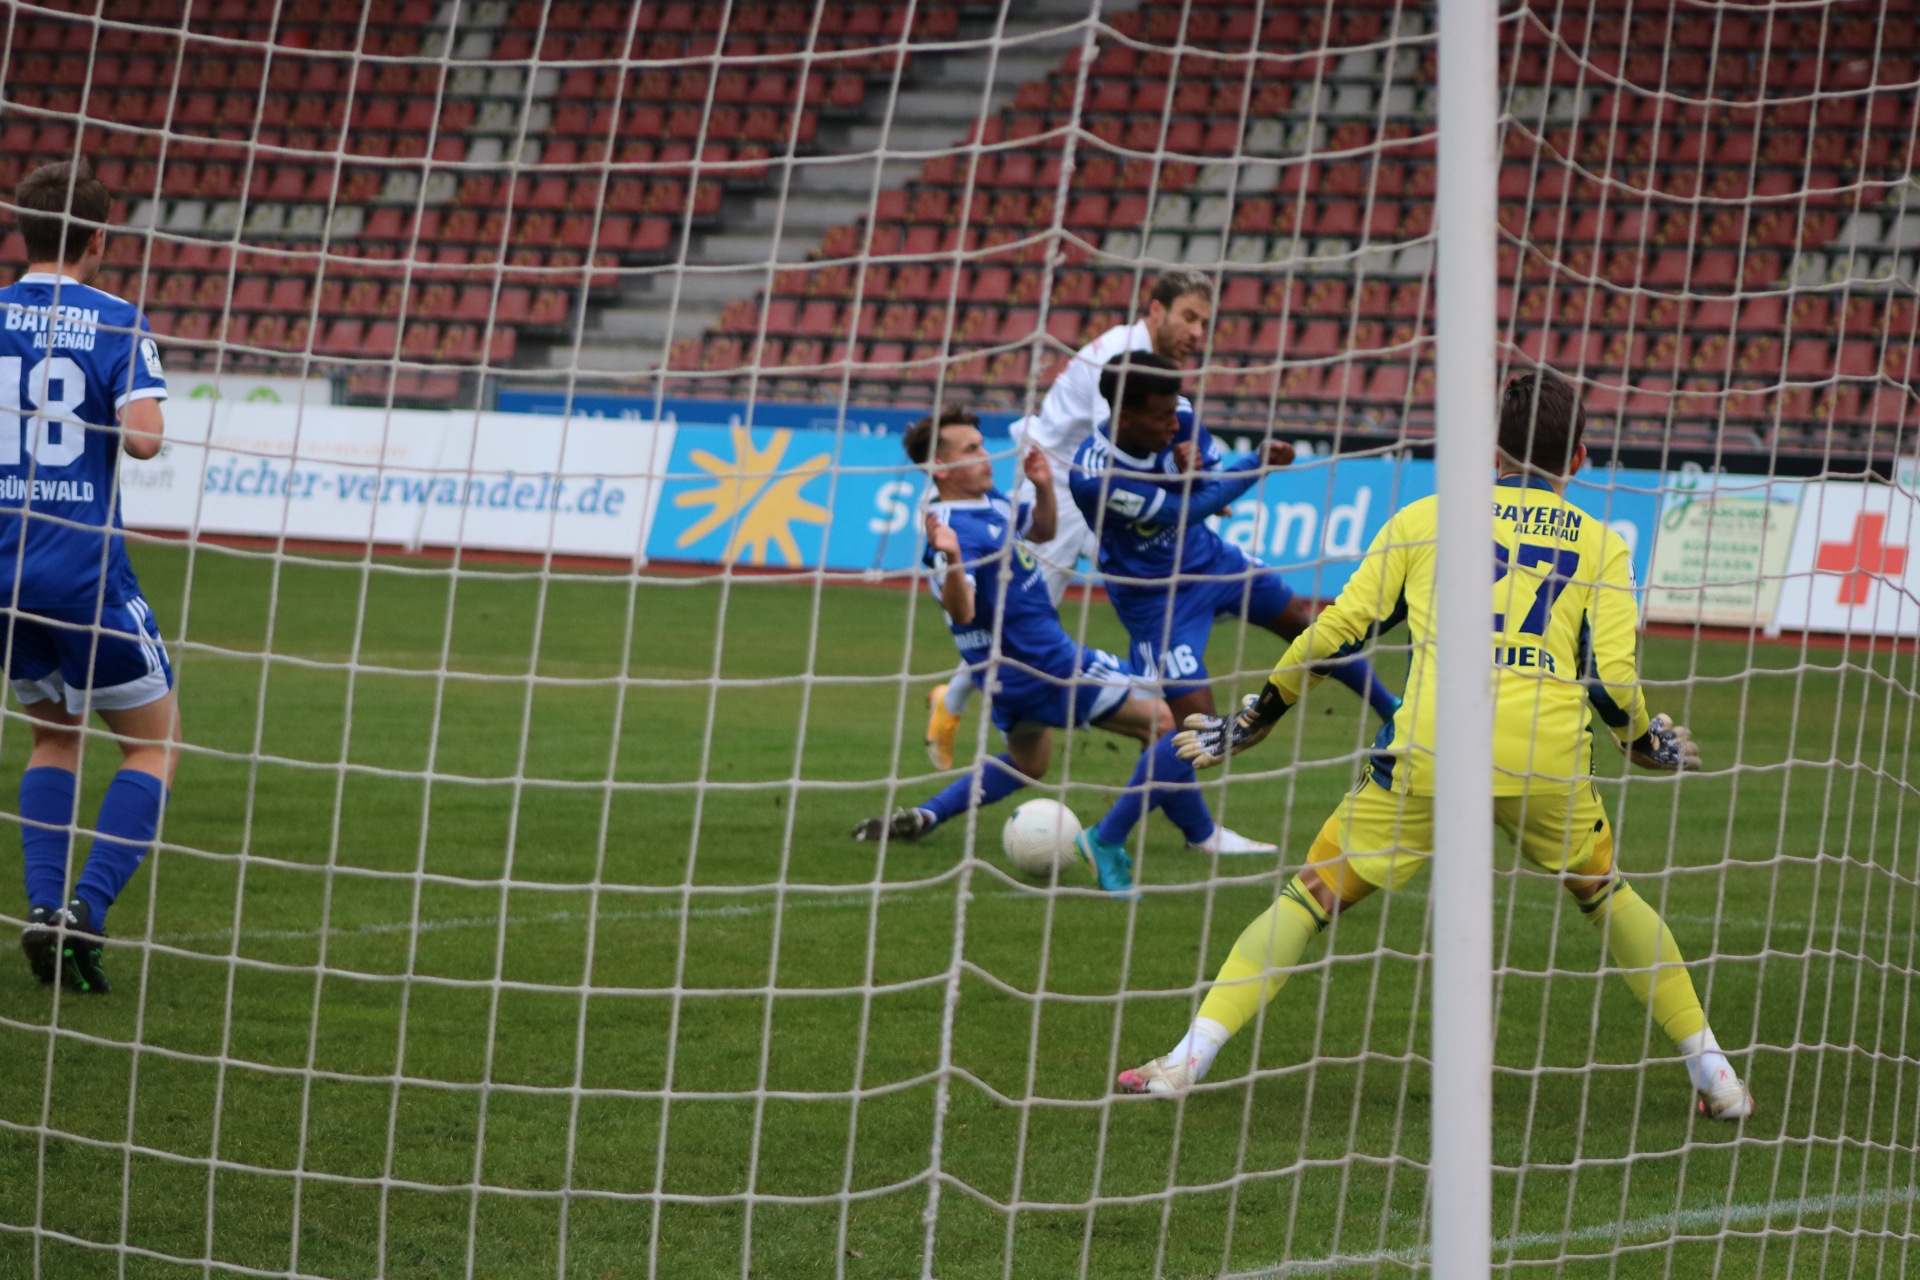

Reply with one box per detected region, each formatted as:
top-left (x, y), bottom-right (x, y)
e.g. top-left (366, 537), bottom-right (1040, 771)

top-left (317, 318), bottom-right (364, 356)
top-left (1292, 320), bottom-right (1342, 359)
top-left (1785, 338), bottom-right (1833, 379)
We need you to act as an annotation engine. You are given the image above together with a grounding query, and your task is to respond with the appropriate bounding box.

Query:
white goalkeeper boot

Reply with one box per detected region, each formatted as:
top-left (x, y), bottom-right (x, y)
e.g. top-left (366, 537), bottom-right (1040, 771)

top-left (1696, 1065), bottom-right (1755, 1122)
top-left (1117, 1054), bottom-right (1199, 1098)
top-left (1188, 824), bottom-right (1277, 855)
top-left (1117, 1018), bottom-right (1229, 1098)
top-left (1682, 1030), bottom-right (1754, 1121)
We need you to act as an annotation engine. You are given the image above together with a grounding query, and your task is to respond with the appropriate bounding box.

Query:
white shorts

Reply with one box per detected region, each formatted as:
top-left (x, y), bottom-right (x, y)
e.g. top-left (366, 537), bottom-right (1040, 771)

top-left (1029, 472), bottom-right (1097, 605)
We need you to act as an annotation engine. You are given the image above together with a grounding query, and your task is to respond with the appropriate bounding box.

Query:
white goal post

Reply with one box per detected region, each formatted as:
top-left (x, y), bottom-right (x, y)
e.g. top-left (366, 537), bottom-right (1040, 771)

top-left (1433, 0), bottom-right (1500, 1275)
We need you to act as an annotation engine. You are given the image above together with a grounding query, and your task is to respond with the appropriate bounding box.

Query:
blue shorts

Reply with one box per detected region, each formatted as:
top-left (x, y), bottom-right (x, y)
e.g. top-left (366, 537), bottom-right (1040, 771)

top-left (976, 644), bottom-right (1143, 734)
top-left (3, 595), bottom-right (174, 715)
top-left (1110, 559), bottom-right (1295, 699)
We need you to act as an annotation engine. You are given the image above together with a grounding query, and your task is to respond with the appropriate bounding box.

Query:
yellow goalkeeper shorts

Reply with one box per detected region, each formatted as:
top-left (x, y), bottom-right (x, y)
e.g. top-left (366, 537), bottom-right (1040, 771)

top-left (1306, 777), bottom-right (1613, 894)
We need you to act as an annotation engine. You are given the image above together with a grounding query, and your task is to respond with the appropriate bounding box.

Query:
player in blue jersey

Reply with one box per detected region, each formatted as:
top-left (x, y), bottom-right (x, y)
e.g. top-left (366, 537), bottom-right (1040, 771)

top-left (1069, 352), bottom-right (1400, 736)
top-left (851, 408), bottom-right (1276, 889)
top-left (6, 162), bottom-right (179, 994)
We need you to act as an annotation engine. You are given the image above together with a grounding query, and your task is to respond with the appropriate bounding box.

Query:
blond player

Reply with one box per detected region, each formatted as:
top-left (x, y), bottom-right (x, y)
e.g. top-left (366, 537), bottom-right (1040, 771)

top-left (1119, 370), bottom-right (1754, 1123)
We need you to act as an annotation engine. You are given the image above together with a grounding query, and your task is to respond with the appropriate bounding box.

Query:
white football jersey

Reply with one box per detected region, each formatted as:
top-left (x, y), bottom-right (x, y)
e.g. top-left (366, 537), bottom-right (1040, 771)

top-left (1024, 320), bottom-right (1153, 464)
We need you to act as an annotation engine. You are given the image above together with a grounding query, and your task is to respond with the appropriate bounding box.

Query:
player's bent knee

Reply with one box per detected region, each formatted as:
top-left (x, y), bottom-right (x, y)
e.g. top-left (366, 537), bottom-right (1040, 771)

top-left (1093, 695), bottom-right (1158, 744)
top-left (101, 693), bottom-right (182, 775)
top-left (1167, 690), bottom-right (1215, 723)
top-left (1291, 868), bottom-right (1344, 916)
top-left (1562, 827), bottom-right (1618, 906)
top-left (1304, 835), bottom-right (1377, 909)
top-left (1002, 727), bottom-right (1052, 779)
top-left (1270, 595), bottom-right (1315, 638)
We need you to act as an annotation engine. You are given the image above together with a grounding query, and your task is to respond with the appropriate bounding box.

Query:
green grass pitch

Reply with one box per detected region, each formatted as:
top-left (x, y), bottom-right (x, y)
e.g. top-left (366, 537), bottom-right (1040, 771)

top-left (2, 541), bottom-right (1917, 1278)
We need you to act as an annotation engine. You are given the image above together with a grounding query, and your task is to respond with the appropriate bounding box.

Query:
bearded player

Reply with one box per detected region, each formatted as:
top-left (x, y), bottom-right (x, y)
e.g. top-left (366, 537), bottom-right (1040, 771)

top-left (1119, 370), bottom-right (1753, 1123)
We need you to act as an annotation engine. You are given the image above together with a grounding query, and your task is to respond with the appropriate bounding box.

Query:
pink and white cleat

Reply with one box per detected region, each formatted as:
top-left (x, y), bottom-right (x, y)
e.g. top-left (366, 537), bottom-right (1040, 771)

top-left (1117, 1054), bottom-right (1200, 1098)
top-left (1696, 1066), bottom-right (1756, 1122)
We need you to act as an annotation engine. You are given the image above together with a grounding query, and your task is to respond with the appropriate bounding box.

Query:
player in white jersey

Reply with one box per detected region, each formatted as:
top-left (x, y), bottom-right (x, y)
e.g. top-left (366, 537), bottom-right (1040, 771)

top-left (925, 271), bottom-right (1216, 769)
top-left (5, 162), bottom-right (178, 995)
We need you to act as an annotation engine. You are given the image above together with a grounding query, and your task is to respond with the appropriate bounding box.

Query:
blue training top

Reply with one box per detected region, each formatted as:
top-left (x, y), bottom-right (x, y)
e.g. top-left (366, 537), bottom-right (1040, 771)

top-left (924, 488), bottom-right (1080, 679)
top-left (0, 273), bottom-right (166, 609)
top-left (1068, 397), bottom-right (1263, 589)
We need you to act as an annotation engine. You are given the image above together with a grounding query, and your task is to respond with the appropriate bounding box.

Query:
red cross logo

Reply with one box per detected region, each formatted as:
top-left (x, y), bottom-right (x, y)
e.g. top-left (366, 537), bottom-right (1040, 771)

top-left (1816, 512), bottom-right (1909, 606)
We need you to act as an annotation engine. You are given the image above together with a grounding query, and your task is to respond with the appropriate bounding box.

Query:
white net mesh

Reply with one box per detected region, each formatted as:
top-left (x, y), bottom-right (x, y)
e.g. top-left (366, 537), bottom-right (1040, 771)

top-left (1, 0), bottom-right (1918, 1276)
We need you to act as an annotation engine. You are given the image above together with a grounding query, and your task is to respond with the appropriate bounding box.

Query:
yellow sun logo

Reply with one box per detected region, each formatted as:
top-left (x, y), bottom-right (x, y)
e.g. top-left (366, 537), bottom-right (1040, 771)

top-left (672, 427), bottom-right (831, 566)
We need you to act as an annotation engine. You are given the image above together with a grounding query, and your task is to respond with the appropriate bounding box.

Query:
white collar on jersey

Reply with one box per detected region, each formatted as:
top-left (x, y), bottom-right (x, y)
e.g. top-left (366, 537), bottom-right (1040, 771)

top-left (17, 273), bottom-right (91, 287)
top-left (925, 496), bottom-right (1002, 514)
top-left (1096, 425), bottom-right (1162, 471)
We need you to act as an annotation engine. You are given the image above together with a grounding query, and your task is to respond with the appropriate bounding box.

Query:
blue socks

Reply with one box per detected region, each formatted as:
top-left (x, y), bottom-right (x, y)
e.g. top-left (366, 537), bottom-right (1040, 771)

top-left (20, 766), bottom-right (77, 910)
top-left (1095, 732), bottom-right (1215, 847)
top-left (73, 769), bottom-right (167, 931)
top-left (1323, 657), bottom-right (1400, 721)
top-left (921, 753), bottom-right (1029, 828)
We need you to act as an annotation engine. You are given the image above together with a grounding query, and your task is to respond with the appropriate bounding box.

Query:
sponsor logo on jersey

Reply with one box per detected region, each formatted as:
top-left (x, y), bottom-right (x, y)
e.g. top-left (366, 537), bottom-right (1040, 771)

top-left (1494, 500), bottom-right (1582, 541)
top-left (3, 302), bottom-right (102, 352)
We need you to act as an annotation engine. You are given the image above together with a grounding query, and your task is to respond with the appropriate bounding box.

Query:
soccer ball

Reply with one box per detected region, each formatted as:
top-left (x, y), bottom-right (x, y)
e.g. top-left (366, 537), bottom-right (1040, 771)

top-left (1002, 799), bottom-right (1082, 878)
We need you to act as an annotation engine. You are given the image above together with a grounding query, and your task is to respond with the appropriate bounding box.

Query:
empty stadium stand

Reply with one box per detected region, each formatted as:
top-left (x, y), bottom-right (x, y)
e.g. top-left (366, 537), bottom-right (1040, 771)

top-left (662, 0), bottom-right (1920, 467)
top-left (0, 0), bottom-right (965, 403)
top-left (0, 0), bottom-right (1916, 464)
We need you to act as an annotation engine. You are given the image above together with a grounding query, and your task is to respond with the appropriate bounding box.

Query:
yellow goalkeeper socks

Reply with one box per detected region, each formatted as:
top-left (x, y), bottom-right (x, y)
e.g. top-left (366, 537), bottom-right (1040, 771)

top-left (1197, 879), bottom-right (1331, 1037)
top-left (1580, 879), bottom-right (1708, 1045)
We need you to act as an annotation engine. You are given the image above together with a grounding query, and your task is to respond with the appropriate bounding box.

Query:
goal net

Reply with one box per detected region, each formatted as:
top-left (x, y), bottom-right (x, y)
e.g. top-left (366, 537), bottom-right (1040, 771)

top-left (1, 0), bottom-right (1917, 1276)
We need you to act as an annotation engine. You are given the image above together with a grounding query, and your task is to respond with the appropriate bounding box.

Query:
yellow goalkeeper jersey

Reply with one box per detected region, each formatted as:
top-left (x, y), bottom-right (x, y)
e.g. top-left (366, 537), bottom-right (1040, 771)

top-left (1271, 474), bottom-right (1651, 796)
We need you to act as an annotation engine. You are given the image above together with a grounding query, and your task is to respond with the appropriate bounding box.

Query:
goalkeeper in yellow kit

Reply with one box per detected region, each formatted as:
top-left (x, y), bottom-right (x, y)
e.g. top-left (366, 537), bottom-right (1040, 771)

top-left (1118, 370), bottom-right (1754, 1122)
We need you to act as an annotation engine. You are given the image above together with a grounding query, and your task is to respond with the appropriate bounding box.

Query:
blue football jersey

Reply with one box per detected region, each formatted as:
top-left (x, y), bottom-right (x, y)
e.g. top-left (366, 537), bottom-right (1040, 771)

top-left (924, 489), bottom-right (1078, 676)
top-left (0, 274), bottom-right (165, 608)
top-left (1068, 398), bottom-right (1263, 587)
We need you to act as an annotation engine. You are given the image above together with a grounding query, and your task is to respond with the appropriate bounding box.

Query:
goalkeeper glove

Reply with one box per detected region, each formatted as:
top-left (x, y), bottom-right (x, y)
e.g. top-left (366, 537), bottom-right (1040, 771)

top-left (1622, 713), bottom-right (1700, 772)
top-left (1172, 683), bottom-right (1289, 769)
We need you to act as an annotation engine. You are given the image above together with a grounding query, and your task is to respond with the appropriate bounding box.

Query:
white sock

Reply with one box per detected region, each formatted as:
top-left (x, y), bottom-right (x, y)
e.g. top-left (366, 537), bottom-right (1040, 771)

top-left (1167, 1017), bottom-right (1232, 1082)
top-left (1679, 1029), bottom-right (1734, 1092)
top-left (943, 664), bottom-right (973, 715)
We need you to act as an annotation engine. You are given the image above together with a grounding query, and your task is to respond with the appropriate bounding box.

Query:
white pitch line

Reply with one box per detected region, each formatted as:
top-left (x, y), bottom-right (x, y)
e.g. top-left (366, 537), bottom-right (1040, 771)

top-left (1216, 1183), bottom-right (1920, 1278)
top-left (139, 883), bottom-right (1887, 950)
top-left (146, 891), bottom-right (962, 946)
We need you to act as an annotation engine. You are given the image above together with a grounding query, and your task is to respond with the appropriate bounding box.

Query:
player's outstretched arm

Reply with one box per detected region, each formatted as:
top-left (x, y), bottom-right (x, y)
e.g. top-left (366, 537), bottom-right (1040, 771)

top-left (1620, 713), bottom-right (1701, 772)
top-left (1021, 447), bottom-right (1056, 545)
top-left (1168, 439), bottom-right (1300, 524)
top-left (120, 396), bottom-right (163, 460)
top-left (1173, 683), bottom-right (1290, 769)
